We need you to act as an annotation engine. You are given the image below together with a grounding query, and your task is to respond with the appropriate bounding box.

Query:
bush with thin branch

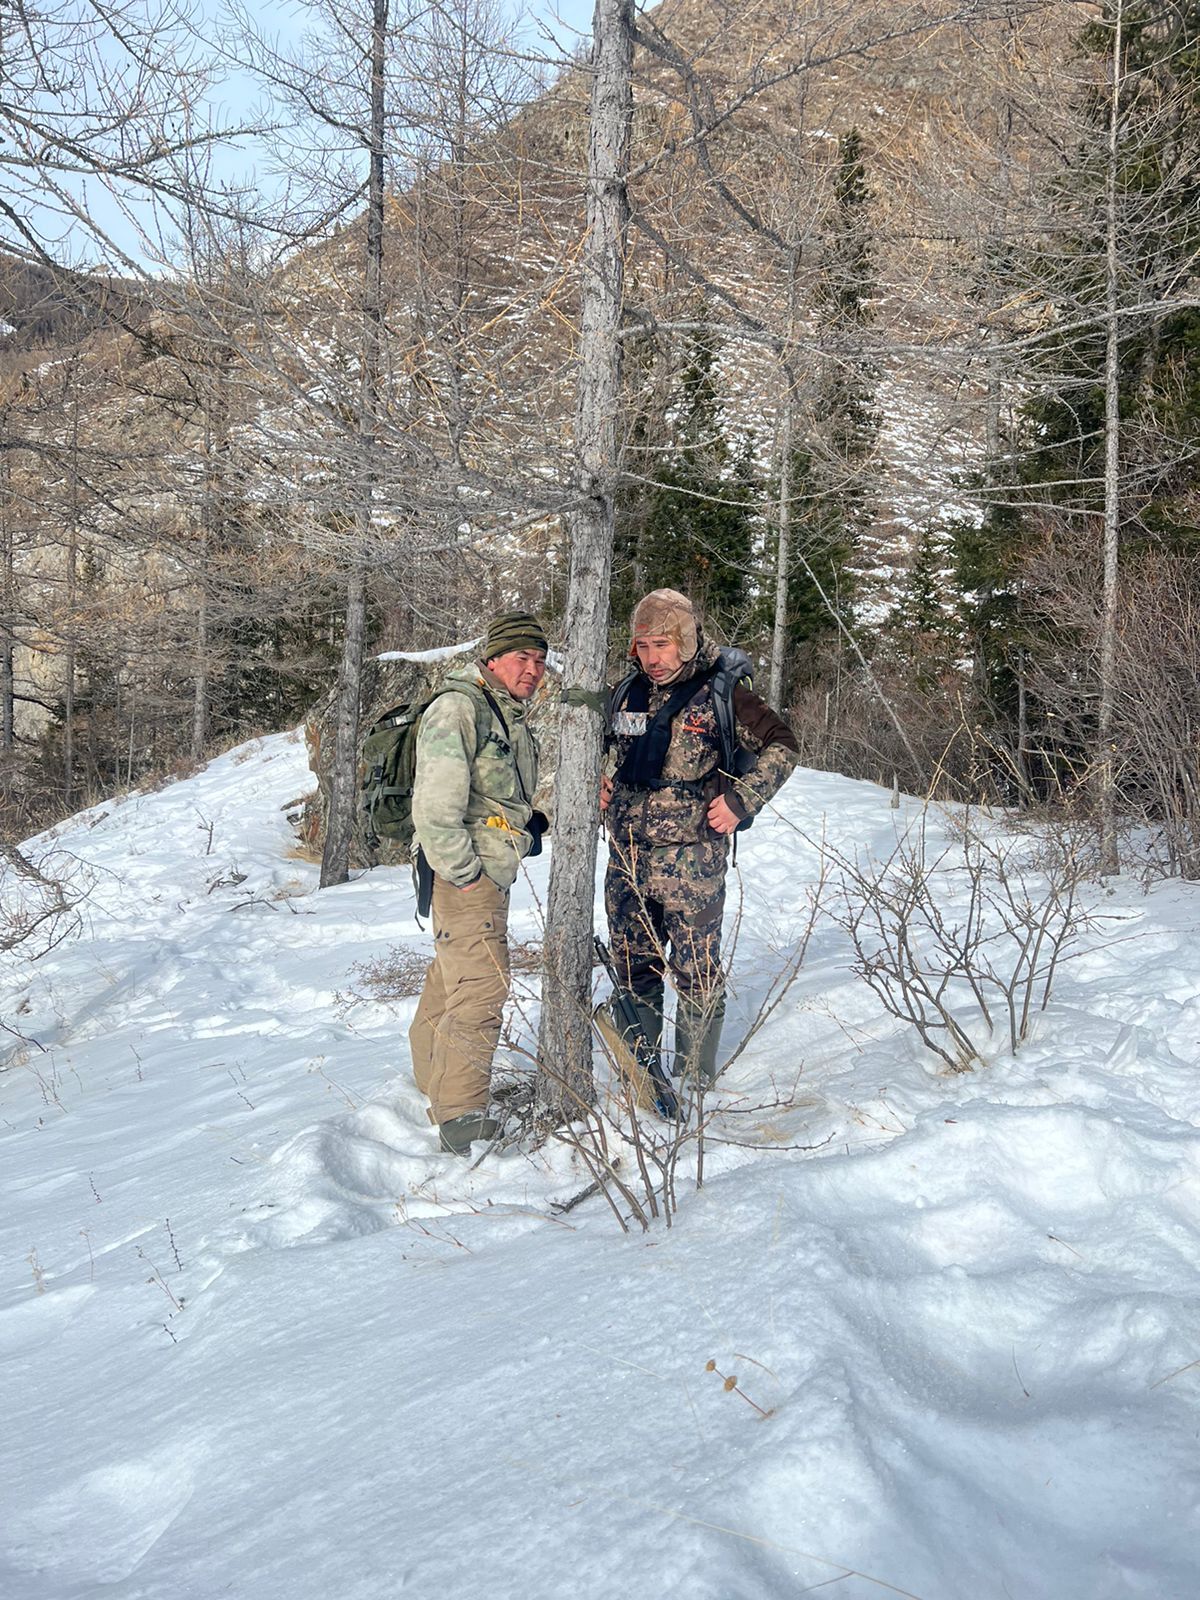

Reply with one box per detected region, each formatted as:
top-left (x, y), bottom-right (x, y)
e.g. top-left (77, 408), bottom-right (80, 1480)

top-left (507, 867), bottom-right (828, 1232)
top-left (824, 816), bottom-right (1099, 1072)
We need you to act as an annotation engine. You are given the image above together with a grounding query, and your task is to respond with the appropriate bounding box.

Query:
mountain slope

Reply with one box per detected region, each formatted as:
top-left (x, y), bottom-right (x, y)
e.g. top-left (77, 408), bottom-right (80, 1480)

top-left (2, 729), bottom-right (1199, 1598)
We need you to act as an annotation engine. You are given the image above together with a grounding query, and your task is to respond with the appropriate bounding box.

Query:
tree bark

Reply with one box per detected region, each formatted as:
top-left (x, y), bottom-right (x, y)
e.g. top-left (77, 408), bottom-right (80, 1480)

top-left (769, 396), bottom-right (793, 710)
top-left (536, 0), bottom-right (633, 1114)
top-left (769, 246), bottom-right (801, 709)
top-left (0, 433), bottom-right (13, 757)
top-left (1098, 0), bottom-right (1124, 875)
top-left (191, 529), bottom-right (209, 762)
top-left (321, 0), bottom-right (388, 888)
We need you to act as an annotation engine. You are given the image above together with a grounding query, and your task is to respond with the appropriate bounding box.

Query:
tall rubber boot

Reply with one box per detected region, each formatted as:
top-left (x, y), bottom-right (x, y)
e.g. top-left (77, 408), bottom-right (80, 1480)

top-left (594, 985), bottom-right (664, 1110)
top-left (631, 990), bottom-right (664, 1061)
top-left (674, 994), bottom-right (725, 1089)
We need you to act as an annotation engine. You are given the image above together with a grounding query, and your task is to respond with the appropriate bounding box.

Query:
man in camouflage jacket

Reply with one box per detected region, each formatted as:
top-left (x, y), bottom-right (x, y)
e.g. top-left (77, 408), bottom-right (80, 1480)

top-left (601, 589), bottom-right (798, 1087)
top-left (409, 611), bottom-right (547, 1155)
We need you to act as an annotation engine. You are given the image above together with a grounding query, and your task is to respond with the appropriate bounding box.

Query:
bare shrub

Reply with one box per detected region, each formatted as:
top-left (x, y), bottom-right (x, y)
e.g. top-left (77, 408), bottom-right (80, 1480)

top-left (336, 947), bottom-right (430, 1010)
top-left (0, 840), bottom-right (90, 961)
top-left (515, 876), bottom-right (826, 1231)
top-left (338, 936), bottom-right (543, 1012)
top-left (786, 666), bottom-right (987, 805)
top-left (824, 814), bottom-right (1099, 1072)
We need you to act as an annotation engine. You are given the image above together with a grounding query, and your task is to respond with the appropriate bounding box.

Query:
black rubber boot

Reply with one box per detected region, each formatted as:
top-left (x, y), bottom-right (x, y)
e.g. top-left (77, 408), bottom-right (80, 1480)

top-left (438, 1112), bottom-right (501, 1156)
top-left (593, 985), bottom-right (665, 1110)
top-left (630, 987), bottom-right (664, 1062)
top-left (674, 994), bottom-right (725, 1089)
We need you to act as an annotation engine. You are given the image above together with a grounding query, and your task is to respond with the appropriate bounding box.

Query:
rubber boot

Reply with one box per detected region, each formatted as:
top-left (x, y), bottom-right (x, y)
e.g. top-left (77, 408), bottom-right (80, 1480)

top-left (603, 983), bottom-right (663, 1063)
top-left (594, 985), bottom-right (664, 1110)
top-left (438, 1112), bottom-right (501, 1156)
top-left (631, 988), bottom-right (664, 1063)
top-left (674, 994), bottom-right (725, 1089)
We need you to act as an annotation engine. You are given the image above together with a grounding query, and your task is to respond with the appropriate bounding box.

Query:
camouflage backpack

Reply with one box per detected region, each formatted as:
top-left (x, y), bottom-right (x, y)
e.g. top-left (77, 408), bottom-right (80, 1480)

top-left (360, 681), bottom-right (492, 854)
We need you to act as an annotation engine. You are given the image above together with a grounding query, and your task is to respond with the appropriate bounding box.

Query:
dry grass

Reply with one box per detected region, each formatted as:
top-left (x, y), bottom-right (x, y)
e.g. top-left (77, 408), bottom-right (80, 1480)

top-left (337, 936), bottom-right (543, 1010)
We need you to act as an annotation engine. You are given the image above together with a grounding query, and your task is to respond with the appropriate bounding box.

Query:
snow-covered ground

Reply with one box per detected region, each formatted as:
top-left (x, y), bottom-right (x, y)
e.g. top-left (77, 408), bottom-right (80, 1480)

top-left (3, 731), bottom-right (1199, 1600)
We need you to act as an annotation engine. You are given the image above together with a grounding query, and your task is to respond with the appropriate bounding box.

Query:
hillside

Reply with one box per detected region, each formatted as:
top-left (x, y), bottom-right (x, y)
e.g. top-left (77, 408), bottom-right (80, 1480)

top-left (0, 254), bottom-right (147, 365)
top-left (2, 728), bottom-right (1199, 1598)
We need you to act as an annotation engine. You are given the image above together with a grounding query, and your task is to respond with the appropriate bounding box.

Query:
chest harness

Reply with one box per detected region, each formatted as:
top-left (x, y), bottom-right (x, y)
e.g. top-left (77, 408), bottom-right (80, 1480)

top-left (607, 648), bottom-right (757, 820)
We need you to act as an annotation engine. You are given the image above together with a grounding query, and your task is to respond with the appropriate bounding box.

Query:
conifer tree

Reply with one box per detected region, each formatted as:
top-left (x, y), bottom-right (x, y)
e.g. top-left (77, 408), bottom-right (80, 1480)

top-left (614, 317), bottom-right (756, 640)
top-left (766, 129), bottom-right (880, 694)
top-left (962, 0), bottom-right (1200, 809)
top-left (885, 525), bottom-right (963, 692)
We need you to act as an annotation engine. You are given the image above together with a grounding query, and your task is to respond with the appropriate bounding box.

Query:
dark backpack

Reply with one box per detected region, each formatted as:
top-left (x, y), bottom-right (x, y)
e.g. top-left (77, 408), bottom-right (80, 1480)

top-left (360, 682), bottom-right (491, 855)
top-left (607, 646), bottom-right (758, 832)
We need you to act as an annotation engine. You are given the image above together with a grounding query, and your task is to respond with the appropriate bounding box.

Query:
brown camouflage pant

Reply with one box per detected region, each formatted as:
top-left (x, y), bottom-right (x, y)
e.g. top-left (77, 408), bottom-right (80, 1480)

top-left (409, 874), bottom-right (510, 1124)
top-left (604, 841), bottom-right (725, 1005)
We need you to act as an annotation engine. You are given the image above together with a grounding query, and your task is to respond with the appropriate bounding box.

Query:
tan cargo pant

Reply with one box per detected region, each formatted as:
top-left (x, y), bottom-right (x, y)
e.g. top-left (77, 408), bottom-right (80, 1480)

top-left (409, 873), bottom-right (510, 1124)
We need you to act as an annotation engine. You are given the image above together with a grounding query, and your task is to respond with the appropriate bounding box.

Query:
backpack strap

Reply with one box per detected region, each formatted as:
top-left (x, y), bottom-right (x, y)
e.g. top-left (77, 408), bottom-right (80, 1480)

top-left (457, 680), bottom-right (500, 758)
top-left (711, 648), bottom-right (758, 833)
top-left (470, 677), bottom-right (532, 807)
top-left (613, 663), bottom-right (718, 791)
top-left (606, 668), bottom-right (639, 734)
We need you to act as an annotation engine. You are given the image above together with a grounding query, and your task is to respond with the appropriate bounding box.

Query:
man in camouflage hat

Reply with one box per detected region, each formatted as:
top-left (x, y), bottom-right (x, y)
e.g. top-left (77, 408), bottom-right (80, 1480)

top-left (409, 611), bottom-right (548, 1155)
top-left (600, 589), bottom-right (798, 1090)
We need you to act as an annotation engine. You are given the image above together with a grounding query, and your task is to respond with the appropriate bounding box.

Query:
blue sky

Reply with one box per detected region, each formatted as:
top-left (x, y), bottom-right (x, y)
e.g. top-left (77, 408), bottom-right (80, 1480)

top-left (37, 0), bottom-right (597, 272)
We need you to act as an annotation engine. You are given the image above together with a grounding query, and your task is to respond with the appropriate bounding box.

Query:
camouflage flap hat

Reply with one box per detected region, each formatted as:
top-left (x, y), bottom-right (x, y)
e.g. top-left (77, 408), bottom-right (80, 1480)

top-left (483, 610), bottom-right (549, 659)
top-left (629, 588), bottom-right (699, 660)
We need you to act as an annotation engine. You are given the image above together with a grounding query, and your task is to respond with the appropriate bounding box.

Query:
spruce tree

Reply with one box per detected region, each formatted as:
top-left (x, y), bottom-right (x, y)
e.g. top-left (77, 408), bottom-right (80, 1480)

top-left (961, 0), bottom-right (1200, 795)
top-left (766, 129), bottom-right (880, 690)
top-left (614, 316), bottom-right (756, 640)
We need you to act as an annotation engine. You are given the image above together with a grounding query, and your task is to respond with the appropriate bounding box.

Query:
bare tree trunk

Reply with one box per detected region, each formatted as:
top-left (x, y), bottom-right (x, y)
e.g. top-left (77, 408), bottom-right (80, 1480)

top-left (769, 398), bottom-right (793, 710)
top-left (321, 0), bottom-right (388, 888)
top-left (1098, 0), bottom-right (1124, 875)
top-left (191, 340), bottom-right (231, 762)
top-left (192, 526), bottom-right (209, 761)
top-left (64, 534), bottom-right (77, 800)
top-left (0, 403), bottom-right (15, 758)
top-left (536, 0), bottom-right (633, 1113)
top-left (126, 681), bottom-right (137, 786)
top-left (769, 249), bottom-right (801, 709)
top-left (0, 439), bottom-right (13, 756)
top-left (61, 392), bottom-right (80, 801)
top-left (1016, 644), bottom-right (1030, 799)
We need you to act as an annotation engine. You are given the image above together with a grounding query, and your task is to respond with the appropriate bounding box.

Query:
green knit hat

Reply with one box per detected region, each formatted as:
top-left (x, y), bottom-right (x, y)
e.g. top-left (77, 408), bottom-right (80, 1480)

top-left (482, 610), bottom-right (549, 660)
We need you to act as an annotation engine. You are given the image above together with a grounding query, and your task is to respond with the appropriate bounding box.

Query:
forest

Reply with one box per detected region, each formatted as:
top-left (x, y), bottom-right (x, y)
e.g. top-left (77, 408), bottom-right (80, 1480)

top-left (3, 0), bottom-right (1199, 938)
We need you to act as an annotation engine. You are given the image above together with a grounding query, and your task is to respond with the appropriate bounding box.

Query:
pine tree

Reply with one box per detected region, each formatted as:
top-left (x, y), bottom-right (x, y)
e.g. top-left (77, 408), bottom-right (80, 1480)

top-left (765, 130), bottom-right (880, 691)
top-left (961, 0), bottom-right (1200, 798)
top-left (885, 525), bottom-right (963, 692)
top-left (614, 317), bottom-right (756, 639)
top-left (815, 130), bottom-right (881, 547)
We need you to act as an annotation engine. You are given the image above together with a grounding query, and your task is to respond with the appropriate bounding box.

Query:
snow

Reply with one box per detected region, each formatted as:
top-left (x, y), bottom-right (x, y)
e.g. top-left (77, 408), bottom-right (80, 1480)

top-left (3, 733), bottom-right (1200, 1599)
top-left (376, 640), bottom-right (565, 671)
top-left (375, 639), bottom-right (481, 663)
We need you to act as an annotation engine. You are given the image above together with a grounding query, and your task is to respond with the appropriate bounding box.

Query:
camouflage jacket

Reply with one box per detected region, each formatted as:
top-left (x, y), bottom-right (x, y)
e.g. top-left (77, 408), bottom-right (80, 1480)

top-left (411, 664), bottom-right (539, 890)
top-left (605, 640), bottom-right (798, 853)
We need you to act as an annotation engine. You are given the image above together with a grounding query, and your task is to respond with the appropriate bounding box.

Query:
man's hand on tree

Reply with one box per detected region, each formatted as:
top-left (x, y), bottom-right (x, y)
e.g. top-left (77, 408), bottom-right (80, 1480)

top-left (600, 773), bottom-right (613, 812)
